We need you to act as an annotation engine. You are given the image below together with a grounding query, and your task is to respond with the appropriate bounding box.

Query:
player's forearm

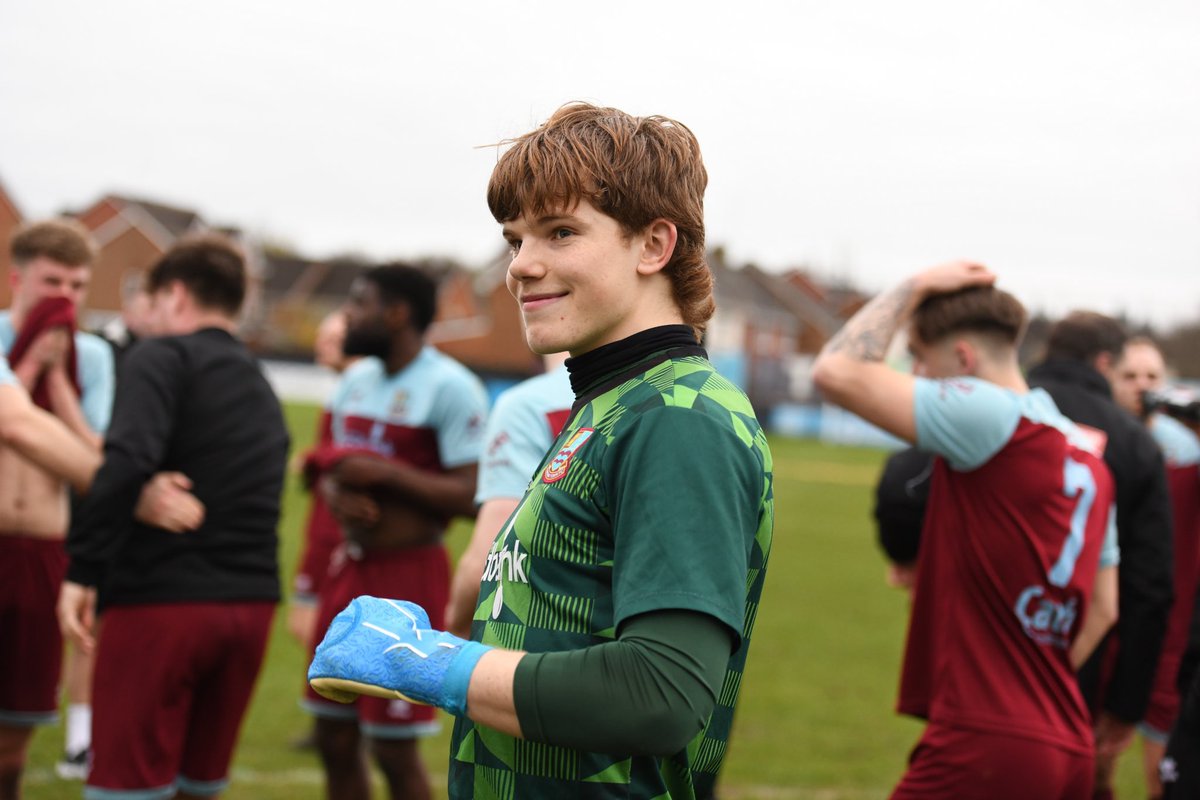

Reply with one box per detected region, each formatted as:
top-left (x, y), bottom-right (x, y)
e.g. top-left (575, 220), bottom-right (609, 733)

top-left (1071, 565), bottom-right (1118, 670)
top-left (375, 463), bottom-right (478, 518)
top-left (819, 278), bottom-right (919, 366)
top-left (812, 278), bottom-right (920, 419)
top-left (464, 648), bottom-right (526, 737)
top-left (0, 386), bottom-right (100, 493)
top-left (66, 450), bottom-right (154, 586)
top-left (505, 611), bottom-right (729, 756)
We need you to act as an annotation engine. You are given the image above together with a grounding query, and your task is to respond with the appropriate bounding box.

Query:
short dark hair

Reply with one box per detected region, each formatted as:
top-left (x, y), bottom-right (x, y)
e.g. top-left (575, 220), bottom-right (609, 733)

top-left (1044, 311), bottom-right (1127, 363)
top-left (10, 219), bottom-right (96, 267)
top-left (145, 235), bottom-right (245, 316)
top-left (911, 285), bottom-right (1027, 347)
top-left (363, 263), bottom-right (437, 333)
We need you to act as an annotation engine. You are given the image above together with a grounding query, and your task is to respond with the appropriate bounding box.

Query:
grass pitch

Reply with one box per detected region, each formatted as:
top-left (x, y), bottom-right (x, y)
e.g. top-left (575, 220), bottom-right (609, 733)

top-left (26, 403), bottom-right (1148, 798)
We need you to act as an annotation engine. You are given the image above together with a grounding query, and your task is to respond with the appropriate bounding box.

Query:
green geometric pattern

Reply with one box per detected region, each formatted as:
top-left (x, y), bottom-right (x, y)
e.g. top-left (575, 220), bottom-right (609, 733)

top-left (450, 352), bottom-right (774, 799)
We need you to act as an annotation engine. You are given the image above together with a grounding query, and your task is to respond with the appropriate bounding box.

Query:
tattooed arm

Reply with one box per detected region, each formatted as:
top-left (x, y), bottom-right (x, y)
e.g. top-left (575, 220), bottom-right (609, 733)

top-left (812, 261), bottom-right (994, 442)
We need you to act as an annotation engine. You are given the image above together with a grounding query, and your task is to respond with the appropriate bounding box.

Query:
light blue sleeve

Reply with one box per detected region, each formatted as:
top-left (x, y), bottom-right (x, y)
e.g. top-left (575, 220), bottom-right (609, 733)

top-left (913, 377), bottom-right (1023, 471)
top-left (75, 333), bottom-right (115, 434)
top-left (433, 371), bottom-right (488, 469)
top-left (0, 355), bottom-right (16, 387)
top-left (1098, 503), bottom-right (1120, 568)
top-left (475, 389), bottom-right (553, 504)
top-left (1151, 414), bottom-right (1200, 468)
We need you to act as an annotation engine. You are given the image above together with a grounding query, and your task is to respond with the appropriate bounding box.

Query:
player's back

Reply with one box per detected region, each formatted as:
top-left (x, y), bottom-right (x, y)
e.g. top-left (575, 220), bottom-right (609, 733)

top-left (103, 327), bottom-right (289, 606)
top-left (901, 378), bottom-right (1116, 755)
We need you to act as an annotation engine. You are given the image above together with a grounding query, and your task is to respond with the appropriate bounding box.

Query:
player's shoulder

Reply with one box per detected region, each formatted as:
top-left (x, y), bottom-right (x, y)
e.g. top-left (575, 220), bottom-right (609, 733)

top-left (119, 335), bottom-right (191, 380)
top-left (421, 346), bottom-right (485, 392)
top-left (338, 356), bottom-right (385, 386)
top-left (495, 367), bottom-right (572, 416)
top-left (653, 354), bottom-right (756, 417)
top-left (73, 330), bottom-right (112, 362)
top-left (621, 360), bottom-right (764, 452)
top-left (1016, 387), bottom-right (1111, 459)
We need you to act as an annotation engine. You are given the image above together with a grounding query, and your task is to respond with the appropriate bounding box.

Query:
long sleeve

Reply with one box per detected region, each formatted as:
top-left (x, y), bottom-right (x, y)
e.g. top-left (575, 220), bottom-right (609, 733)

top-left (512, 610), bottom-right (731, 756)
top-left (1103, 433), bottom-right (1175, 721)
top-left (66, 340), bottom-right (185, 587)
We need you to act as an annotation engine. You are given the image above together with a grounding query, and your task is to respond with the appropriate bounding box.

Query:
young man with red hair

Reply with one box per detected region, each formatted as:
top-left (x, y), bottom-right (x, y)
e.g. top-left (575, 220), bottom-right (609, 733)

top-left (309, 103), bottom-right (774, 800)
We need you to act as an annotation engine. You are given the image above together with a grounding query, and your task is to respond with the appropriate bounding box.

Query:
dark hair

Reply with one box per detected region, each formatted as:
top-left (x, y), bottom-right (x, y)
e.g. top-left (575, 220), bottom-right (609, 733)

top-left (145, 235), bottom-right (245, 316)
top-left (911, 285), bottom-right (1027, 347)
top-left (10, 219), bottom-right (96, 267)
top-left (364, 263), bottom-right (438, 333)
top-left (1044, 311), bottom-right (1127, 363)
top-left (487, 102), bottom-right (713, 339)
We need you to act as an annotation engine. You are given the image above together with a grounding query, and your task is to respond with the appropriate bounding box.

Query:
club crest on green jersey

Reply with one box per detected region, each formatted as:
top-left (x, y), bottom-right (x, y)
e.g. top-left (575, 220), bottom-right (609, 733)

top-left (542, 427), bottom-right (595, 484)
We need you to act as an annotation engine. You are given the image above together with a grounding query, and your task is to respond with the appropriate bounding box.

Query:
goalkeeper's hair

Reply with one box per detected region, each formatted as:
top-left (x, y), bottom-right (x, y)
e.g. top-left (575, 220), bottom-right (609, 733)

top-left (487, 102), bottom-right (712, 341)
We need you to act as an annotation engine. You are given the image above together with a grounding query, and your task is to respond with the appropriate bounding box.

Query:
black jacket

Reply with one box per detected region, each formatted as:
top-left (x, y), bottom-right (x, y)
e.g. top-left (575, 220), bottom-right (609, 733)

top-left (1028, 358), bottom-right (1175, 723)
top-left (873, 447), bottom-right (933, 565)
top-left (67, 328), bottom-right (290, 609)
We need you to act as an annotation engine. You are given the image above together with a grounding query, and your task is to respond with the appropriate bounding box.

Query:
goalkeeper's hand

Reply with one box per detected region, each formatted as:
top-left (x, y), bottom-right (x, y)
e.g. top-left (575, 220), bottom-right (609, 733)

top-left (307, 596), bottom-right (490, 717)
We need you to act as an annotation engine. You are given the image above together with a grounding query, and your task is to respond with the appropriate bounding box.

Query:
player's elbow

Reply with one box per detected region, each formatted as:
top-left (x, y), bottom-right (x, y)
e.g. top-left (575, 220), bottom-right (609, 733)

top-left (622, 698), bottom-right (715, 757)
top-left (812, 352), bottom-right (859, 408)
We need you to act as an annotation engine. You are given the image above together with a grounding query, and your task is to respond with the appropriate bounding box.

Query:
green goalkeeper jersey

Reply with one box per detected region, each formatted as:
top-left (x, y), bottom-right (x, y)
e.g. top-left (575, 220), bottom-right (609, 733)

top-left (449, 343), bottom-right (774, 800)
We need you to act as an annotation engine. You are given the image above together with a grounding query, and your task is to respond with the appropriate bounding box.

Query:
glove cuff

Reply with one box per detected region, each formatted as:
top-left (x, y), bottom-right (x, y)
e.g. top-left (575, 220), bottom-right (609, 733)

top-left (442, 640), bottom-right (492, 717)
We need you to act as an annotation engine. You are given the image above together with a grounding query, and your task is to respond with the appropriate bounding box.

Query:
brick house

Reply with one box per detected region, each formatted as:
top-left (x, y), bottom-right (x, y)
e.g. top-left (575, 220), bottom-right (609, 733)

top-left (0, 177), bottom-right (23, 307)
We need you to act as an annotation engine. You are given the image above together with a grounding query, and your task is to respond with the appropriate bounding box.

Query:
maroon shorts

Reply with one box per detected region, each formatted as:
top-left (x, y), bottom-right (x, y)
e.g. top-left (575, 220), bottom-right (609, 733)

top-left (303, 543), bottom-right (450, 738)
top-left (292, 494), bottom-right (342, 603)
top-left (0, 534), bottom-right (67, 726)
top-left (891, 723), bottom-right (1093, 800)
top-left (87, 601), bottom-right (274, 797)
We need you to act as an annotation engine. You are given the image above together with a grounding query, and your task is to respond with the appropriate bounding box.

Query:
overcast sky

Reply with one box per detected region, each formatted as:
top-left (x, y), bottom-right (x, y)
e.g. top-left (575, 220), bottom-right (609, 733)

top-left (2, 1), bottom-right (1197, 324)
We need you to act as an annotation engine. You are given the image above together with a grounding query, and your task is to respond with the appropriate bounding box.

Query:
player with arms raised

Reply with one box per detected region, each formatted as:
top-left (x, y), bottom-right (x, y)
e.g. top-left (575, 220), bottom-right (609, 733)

top-left (814, 266), bottom-right (1119, 800)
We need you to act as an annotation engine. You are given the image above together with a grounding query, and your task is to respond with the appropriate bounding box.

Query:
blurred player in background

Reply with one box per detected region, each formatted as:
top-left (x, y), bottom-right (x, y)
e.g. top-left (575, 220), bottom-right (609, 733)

top-left (302, 264), bottom-right (486, 800)
top-left (0, 219), bottom-right (113, 795)
top-left (291, 310), bottom-right (359, 644)
top-left (815, 265), bottom-right (1119, 800)
top-left (1109, 336), bottom-right (1200, 800)
top-left (1163, 488), bottom-right (1200, 799)
top-left (95, 275), bottom-right (153, 373)
top-left (445, 355), bottom-right (571, 638)
top-left (58, 272), bottom-right (155, 779)
top-left (287, 310), bottom-right (359, 751)
top-left (59, 236), bottom-right (289, 800)
top-left (872, 446), bottom-right (932, 591)
top-left (1028, 314), bottom-right (1175, 800)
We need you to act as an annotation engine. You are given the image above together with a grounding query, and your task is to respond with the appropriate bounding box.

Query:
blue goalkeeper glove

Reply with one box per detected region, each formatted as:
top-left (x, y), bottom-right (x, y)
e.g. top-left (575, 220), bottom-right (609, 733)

top-left (307, 596), bottom-right (491, 717)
